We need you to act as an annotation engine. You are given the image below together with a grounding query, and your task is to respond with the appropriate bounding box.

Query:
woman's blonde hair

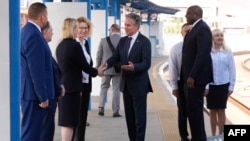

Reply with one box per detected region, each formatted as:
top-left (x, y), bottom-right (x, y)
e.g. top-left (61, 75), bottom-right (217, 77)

top-left (76, 16), bottom-right (93, 37)
top-left (212, 29), bottom-right (230, 52)
top-left (61, 17), bottom-right (77, 39)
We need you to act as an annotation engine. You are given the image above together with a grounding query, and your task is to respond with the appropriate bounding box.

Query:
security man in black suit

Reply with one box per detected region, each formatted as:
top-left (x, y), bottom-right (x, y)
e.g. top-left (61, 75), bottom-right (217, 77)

top-left (181, 5), bottom-right (213, 141)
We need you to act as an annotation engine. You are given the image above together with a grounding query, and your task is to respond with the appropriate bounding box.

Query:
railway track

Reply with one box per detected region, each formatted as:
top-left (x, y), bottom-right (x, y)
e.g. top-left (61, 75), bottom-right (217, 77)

top-left (164, 54), bottom-right (250, 124)
top-left (228, 96), bottom-right (250, 116)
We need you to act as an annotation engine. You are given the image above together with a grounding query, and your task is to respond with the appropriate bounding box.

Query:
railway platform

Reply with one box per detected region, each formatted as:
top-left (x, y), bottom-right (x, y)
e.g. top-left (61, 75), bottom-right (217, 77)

top-left (53, 53), bottom-right (250, 141)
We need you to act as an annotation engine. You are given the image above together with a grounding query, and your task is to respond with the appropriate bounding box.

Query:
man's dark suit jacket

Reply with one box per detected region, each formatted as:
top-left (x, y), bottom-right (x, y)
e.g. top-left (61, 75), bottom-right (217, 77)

top-left (56, 39), bottom-right (98, 93)
top-left (107, 32), bottom-right (153, 94)
top-left (182, 20), bottom-right (213, 86)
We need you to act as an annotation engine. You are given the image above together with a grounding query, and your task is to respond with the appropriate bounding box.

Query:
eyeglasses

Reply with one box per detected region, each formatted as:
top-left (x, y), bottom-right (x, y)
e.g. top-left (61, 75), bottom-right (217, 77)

top-left (78, 26), bottom-right (89, 30)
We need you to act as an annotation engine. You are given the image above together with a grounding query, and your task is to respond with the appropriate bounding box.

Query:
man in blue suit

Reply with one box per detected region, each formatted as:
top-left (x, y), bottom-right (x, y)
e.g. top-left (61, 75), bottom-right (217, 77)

top-left (41, 21), bottom-right (65, 141)
top-left (181, 5), bottom-right (213, 141)
top-left (20, 2), bottom-right (55, 141)
top-left (100, 13), bottom-right (153, 141)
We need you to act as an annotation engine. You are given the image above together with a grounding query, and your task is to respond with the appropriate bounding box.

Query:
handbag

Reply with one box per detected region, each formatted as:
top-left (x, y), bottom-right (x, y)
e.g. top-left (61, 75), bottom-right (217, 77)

top-left (106, 37), bottom-right (121, 73)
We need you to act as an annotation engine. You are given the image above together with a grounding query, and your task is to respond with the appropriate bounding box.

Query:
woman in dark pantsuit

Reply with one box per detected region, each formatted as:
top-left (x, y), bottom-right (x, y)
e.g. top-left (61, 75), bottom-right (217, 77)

top-left (72, 16), bottom-right (98, 141)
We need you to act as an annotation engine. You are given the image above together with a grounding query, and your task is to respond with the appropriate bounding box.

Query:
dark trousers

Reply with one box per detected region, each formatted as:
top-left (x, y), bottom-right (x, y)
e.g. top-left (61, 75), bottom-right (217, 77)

top-left (183, 84), bottom-right (207, 141)
top-left (21, 100), bottom-right (46, 141)
top-left (177, 81), bottom-right (189, 141)
top-left (123, 85), bottom-right (147, 141)
top-left (72, 83), bottom-right (91, 141)
top-left (40, 99), bottom-right (57, 141)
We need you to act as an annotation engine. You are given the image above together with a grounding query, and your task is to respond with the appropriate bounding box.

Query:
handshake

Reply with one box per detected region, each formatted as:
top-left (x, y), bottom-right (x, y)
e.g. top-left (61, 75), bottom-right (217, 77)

top-left (97, 61), bottom-right (135, 77)
top-left (97, 62), bottom-right (107, 77)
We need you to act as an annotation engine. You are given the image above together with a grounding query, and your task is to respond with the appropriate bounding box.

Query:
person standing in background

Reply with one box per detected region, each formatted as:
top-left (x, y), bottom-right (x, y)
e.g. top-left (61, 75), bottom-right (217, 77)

top-left (169, 23), bottom-right (192, 141)
top-left (41, 21), bottom-right (65, 141)
top-left (72, 16), bottom-right (99, 141)
top-left (204, 29), bottom-right (236, 136)
top-left (180, 5), bottom-right (213, 141)
top-left (96, 24), bottom-right (122, 117)
top-left (20, 2), bottom-right (54, 141)
top-left (99, 13), bottom-right (153, 141)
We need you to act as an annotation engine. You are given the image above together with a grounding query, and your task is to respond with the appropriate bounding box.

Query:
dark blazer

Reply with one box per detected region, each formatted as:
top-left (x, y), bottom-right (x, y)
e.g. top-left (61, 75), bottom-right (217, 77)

top-left (21, 22), bottom-right (55, 101)
top-left (21, 22), bottom-right (55, 141)
top-left (82, 40), bottom-right (95, 92)
top-left (107, 32), bottom-right (153, 94)
top-left (55, 39), bottom-right (98, 94)
top-left (182, 20), bottom-right (213, 86)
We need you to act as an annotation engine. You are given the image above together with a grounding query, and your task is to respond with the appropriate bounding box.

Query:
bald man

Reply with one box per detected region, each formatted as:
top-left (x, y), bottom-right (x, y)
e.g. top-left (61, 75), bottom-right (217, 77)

top-left (180, 5), bottom-right (213, 141)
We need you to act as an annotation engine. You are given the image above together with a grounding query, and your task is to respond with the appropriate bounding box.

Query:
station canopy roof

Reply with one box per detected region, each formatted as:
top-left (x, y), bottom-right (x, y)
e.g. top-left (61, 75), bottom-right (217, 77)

top-left (120, 0), bottom-right (179, 15)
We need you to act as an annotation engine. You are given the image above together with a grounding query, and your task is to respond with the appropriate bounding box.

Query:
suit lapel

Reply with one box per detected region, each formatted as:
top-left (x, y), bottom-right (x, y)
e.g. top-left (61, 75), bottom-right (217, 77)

top-left (84, 40), bottom-right (93, 66)
top-left (85, 40), bottom-right (90, 55)
top-left (183, 20), bottom-right (203, 50)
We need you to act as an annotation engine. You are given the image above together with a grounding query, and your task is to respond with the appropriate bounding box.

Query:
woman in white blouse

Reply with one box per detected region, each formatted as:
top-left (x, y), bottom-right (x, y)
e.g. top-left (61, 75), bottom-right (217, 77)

top-left (204, 29), bottom-right (236, 136)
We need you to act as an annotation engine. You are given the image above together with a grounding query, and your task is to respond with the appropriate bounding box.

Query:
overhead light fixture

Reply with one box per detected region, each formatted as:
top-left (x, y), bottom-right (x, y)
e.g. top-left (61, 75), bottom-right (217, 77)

top-left (126, 0), bottom-right (131, 7)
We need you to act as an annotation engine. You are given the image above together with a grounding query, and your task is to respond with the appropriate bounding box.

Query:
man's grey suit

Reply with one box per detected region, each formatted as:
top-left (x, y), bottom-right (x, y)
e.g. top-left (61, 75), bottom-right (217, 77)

top-left (96, 33), bottom-right (121, 114)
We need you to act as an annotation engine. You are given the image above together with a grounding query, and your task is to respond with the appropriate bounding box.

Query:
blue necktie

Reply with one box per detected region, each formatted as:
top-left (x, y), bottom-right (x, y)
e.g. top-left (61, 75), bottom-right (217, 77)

top-left (125, 37), bottom-right (132, 59)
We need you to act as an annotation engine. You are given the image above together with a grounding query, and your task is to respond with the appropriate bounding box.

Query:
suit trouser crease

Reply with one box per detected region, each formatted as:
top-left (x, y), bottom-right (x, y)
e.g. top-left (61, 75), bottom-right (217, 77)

top-left (177, 97), bottom-right (189, 139)
top-left (21, 100), bottom-right (46, 141)
top-left (123, 84), bottom-right (147, 141)
top-left (72, 84), bottom-right (91, 141)
top-left (41, 99), bottom-right (57, 141)
top-left (177, 81), bottom-right (189, 139)
top-left (183, 85), bottom-right (207, 141)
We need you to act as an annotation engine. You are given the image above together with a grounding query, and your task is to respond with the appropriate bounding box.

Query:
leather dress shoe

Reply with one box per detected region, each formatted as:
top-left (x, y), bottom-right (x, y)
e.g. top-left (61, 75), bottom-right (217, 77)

top-left (86, 122), bottom-right (90, 126)
top-left (113, 113), bottom-right (121, 117)
top-left (98, 107), bottom-right (104, 116)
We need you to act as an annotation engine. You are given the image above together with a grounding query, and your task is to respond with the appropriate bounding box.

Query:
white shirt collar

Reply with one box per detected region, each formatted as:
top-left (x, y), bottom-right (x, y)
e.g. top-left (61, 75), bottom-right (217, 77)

top-left (192, 18), bottom-right (202, 28)
top-left (28, 20), bottom-right (41, 32)
top-left (129, 31), bottom-right (139, 40)
top-left (76, 37), bottom-right (86, 46)
top-left (212, 47), bottom-right (223, 52)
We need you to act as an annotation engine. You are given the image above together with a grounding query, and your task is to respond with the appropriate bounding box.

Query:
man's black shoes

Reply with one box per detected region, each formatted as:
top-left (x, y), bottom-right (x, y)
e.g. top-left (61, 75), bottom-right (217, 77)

top-left (98, 107), bottom-right (104, 116)
top-left (86, 122), bottom-right (90, 126)
top-left (98, 107), bottom-right (121, 117)
top-left (113, 113), bottom-right (121, 117)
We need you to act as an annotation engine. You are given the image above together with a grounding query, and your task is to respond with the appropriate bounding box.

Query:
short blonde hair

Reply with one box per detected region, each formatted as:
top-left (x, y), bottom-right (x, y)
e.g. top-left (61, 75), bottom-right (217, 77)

top-left (61, 18), bottom-right (76, 39)
top-left (212, 29), bottom-right (230, 52)
top-left (76, 16), bottom-right (93, 37)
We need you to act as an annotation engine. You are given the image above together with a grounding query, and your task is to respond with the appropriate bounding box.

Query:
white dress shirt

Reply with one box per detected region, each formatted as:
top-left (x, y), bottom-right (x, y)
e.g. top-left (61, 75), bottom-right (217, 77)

top-left (190, 18), bottom-right (201, 31)
top-left (128, 31), bottom-right (139, 54)
top-left (76, 38), bottom-right (91, 83)
top-left (28, 20), bottom-right (41, 32)
top-left (169, 41), bottom-right (183, 90)
top-left (209, 48), bottom-right (236, 91)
